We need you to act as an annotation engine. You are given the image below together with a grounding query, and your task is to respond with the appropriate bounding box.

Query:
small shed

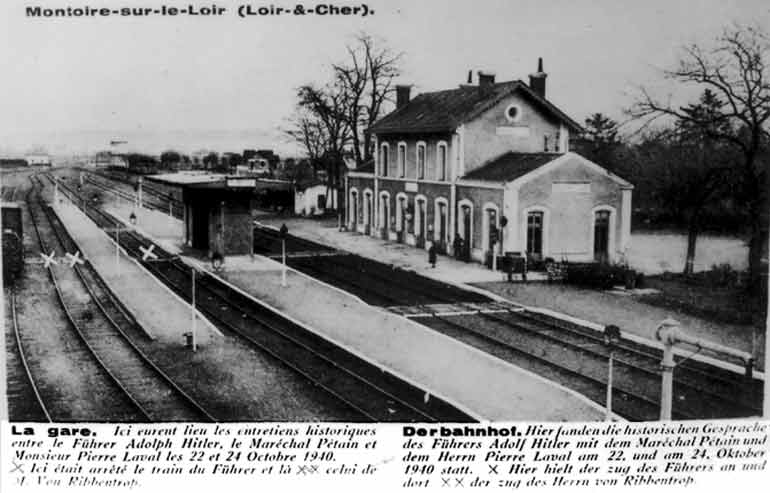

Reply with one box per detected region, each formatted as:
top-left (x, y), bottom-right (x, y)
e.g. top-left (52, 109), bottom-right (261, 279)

top-left (295, 182), bottom-right (338, 216)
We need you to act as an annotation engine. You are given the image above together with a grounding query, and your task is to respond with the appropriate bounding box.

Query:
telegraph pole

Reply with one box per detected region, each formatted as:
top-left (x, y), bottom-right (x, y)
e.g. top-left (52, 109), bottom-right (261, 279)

top-left (191, 267), bottom-right (197, 352)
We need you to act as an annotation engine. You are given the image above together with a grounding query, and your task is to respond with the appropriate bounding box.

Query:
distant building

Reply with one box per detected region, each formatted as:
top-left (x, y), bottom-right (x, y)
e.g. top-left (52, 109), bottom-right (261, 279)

top-left (295, 181), bottom-right (337, 216)
top-left (26, 153), bottom-right (51, 166)
top-left (0, 158), bottom-right (29, 168)
top-left (92, 151), bottom-right (128, 168)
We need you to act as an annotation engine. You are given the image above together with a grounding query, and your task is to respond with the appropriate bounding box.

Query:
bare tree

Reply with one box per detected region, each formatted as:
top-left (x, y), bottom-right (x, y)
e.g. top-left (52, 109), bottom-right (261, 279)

top-left (334, 33), bottom-right (402, 166)
top-left (284, 111), bottom-right (327, 162)
top-left (631, 24), bottom-right (770, 288)
top-left (284, 81), bottom-right (353, 214)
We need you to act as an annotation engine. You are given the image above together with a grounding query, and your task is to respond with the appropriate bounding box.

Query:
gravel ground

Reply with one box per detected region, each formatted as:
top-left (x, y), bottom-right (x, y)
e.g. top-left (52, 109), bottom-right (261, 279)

top-left (474, 282), bottom-right (765, 372)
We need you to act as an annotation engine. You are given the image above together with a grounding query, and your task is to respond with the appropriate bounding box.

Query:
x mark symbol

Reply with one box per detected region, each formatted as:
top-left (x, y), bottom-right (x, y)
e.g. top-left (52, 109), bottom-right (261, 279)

top-left (140, 244), bottom-right (158, 261)
top-left (65, 251), bottom-right (84, 267)
top-left (40, 251), bottom-right (57, 268)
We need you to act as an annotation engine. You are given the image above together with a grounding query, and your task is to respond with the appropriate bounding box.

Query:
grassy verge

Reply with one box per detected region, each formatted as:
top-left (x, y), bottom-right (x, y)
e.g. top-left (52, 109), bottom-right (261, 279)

top-left (640, 273), bottom-right (766, 326)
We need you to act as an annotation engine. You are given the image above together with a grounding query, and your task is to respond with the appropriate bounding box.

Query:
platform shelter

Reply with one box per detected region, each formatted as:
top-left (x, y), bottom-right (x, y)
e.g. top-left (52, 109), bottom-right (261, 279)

top-left (146, 173), bottom-right (292, 257)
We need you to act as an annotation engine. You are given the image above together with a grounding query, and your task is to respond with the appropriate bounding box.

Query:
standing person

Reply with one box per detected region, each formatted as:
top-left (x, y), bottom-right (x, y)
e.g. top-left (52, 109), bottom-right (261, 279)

top-left (428, 241), bottom-right (437, 268)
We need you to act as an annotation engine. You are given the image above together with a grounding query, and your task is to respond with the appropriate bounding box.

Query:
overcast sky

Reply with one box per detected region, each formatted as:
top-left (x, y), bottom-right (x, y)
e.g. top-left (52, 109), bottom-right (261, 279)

top-left (2, 0), bottom-right (769, 157)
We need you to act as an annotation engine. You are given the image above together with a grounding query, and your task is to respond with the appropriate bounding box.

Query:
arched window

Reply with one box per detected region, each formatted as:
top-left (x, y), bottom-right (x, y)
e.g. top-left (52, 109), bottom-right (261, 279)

top-left (395, 193), bottom-right (409, 233)
top-left (437, 142), bottom-right (448, 181)
top-left (398, 142), bottom-right (407, 178)
top-left (380, 144), bottom-right (389, 177)
top-left (363, 189), bottom-right (373, 226)
top-left (349, 188), bottom-right (359, 227)
top-left (415, 195), bottom-right (428, 239)
top-left (482, 203), bottom-right (500, 254)
top-left (379, 191), bottom-right (391, 230)
top-left (416, 142), bottom-right (426, 180)
top-left (434, 197), bottom-right (449, 245)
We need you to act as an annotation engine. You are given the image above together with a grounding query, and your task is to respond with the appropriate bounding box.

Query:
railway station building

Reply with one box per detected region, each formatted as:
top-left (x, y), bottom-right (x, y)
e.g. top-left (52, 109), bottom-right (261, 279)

top-left (346, 60), bottom-right (633, 265)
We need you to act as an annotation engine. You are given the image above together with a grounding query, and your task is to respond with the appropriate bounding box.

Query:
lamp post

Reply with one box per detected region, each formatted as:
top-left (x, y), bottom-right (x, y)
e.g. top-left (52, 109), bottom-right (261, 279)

top-left (279, 223), bottom-right (288, 287)
top-left (603, 324), bottom-right (622, 421)
top-left (191, 267), bottom-right (197, 352)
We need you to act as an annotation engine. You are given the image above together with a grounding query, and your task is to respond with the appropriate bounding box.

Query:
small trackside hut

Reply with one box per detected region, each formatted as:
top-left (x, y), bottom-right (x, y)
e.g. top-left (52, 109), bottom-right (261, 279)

top-left (146, 174), bottom-right (286, 257)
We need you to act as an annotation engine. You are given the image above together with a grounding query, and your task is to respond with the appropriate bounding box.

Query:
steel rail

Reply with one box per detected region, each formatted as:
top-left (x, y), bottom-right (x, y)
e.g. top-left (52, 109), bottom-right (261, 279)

top-left (51, 174), bottom-right (453, 422)
top-left (26, 180), bottom-right (151, 422)
top-left (9, 290), bottom-right (52, 422)
top-left (40, 194), bottom-right (217, 422)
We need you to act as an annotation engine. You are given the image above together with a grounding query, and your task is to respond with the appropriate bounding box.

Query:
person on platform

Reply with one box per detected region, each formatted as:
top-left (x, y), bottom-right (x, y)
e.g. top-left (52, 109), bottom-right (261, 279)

top-left (428, 241), bottom-right (437, 268)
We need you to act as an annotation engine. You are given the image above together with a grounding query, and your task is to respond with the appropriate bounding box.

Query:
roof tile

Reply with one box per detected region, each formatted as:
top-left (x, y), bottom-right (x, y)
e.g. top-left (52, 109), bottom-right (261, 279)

top-left (461, 152), bottom-right (559, 182)
top-left (369, 80), bottom-right (581, 135)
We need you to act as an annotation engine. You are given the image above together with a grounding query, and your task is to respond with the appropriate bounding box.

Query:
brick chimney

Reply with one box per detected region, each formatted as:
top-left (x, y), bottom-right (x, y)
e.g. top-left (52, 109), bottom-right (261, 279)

top-left (528, 57), bottom-right (547, 98)
top-left (396, 85), bottom-right (412, 109)
top-left (477, 71), bottom-right (496, 89)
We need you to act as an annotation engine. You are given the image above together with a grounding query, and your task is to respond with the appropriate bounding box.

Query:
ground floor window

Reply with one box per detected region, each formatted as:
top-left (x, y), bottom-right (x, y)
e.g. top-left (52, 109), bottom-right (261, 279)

top-left (379, 193), bottom-right (390, 230)
top-left (350, 190), bottom-right (358, 226)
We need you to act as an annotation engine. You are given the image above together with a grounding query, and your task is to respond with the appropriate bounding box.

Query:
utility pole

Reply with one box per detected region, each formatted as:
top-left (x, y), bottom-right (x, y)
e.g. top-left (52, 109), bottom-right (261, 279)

top-left (191, 267), bottom-right (197, 352)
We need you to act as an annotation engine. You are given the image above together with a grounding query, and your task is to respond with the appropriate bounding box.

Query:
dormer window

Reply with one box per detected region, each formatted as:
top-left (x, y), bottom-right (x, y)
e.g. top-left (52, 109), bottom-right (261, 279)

top-left (505, 104), bottom-right (522, 123)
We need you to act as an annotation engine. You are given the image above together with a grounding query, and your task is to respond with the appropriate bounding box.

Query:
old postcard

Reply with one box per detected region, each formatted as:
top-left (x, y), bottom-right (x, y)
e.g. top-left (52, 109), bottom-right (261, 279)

top-left (1, 0), bottom-right (768, 491)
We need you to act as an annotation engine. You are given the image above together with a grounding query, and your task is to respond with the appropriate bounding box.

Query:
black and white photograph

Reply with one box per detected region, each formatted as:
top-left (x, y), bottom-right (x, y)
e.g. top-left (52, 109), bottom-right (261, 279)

top-left (1, 0), bottom-right (769, 490)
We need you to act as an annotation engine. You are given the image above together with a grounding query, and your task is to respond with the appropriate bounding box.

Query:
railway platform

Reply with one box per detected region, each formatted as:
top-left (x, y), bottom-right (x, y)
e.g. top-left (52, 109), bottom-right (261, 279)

top-left (255, 215), bottom-right (764, 375)
top-left (255, 214), bottom-right (550, 284)
top-left (104, 205), bottom-right (607, 420)
top-left (52, 198), bottom-right (220, 345)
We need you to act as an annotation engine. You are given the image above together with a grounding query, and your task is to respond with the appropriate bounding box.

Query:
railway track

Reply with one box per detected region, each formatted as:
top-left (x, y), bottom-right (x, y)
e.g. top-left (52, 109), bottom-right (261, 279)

top-left (28, 177), bottom-right (214, 422)
top-left (23, 184), bottom-right (145, 421)
top-left (252, 224), bottom-right (763, 420)
top-left (254, 226), bottom-right (488, 305)
top-left (84, 170), bottom-right (183, 217)
top-left (47, 173), bottom-right (473, 423)
top-left (5, 291), bottom-right (51, 422)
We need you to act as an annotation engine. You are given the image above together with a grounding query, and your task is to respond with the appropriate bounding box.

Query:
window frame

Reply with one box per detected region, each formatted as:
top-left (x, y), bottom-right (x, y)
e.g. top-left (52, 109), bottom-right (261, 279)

top-left (397, 142), bottom-right (407, 178)
top-left (436, 141), bottom-right (448, 181)
top-left (416, 141), bottom-right (426, 180)
top-left (380, 143), bottom-right (390, 177)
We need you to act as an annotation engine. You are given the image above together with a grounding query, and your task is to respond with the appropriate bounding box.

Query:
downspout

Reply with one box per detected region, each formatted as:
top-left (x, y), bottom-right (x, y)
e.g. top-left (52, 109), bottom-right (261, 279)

top-left (450, 126), bottom-right (464, 253)
top-left (373, 135), bottom-right (379, 234)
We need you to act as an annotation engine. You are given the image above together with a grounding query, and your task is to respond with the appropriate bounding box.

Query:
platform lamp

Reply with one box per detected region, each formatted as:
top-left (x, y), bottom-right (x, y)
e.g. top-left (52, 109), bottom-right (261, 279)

top-left (212, 251), bottom-right (224, 272)
top-left (603, 324), bottom-right (622, 421)
top-left (129, 211), bottom-right (137, 226)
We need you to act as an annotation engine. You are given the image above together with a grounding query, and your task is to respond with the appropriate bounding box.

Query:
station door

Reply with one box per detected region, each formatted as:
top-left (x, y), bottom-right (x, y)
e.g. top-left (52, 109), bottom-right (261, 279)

top-left (192, 205), bottom-right (209, 250)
